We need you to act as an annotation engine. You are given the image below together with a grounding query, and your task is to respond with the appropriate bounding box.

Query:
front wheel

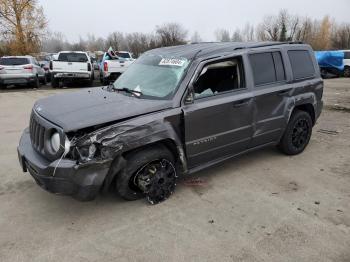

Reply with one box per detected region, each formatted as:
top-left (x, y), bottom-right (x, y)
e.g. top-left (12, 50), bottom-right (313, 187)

top-left (278, 110), bottom-right (313, 155)
top-left (116, 146), bottom-right (177, 204)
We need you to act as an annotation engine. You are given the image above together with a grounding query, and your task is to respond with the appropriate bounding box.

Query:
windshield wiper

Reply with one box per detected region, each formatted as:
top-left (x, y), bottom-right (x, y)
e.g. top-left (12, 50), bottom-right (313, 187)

top-left (114, 87), bottom-right (143, 97)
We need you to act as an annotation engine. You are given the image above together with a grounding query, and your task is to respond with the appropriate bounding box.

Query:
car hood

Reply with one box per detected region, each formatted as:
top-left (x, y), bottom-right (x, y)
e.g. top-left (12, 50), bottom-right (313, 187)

top-left (34, 87), bottom-right (173, 132)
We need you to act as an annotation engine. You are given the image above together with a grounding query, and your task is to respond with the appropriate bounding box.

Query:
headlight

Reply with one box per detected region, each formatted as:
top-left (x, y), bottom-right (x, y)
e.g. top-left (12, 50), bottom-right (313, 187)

top-left (50, 132), bottom-right (71, 154)
top-left (50, 132), bottom-right (60, 153)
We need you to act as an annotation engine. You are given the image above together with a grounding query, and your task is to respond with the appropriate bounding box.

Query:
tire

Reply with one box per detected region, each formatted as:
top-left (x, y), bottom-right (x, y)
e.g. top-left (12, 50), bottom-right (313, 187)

top-left (0, 83), bottom-right (6, 90)
top-left (116, 145), bottom-right (177, 204)
top-left (344, 67), bottom-right (350, 78)
top-left (278, 110), bottom-right (313, 155)
top-left (41, 76), bottom-right (47, 85)
top-left (30, 76), bottom-right (40, 89)
top-left (51, 76), bottom-right (59, 88)
top-left (102, 77), bottom-right (109, 86)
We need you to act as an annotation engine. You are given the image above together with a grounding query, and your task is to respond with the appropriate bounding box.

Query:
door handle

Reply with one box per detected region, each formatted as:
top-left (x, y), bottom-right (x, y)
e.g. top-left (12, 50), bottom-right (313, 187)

top-left (277, 89), bottom-right (291, 96)
top-left (233, 99), bottom-right (250, 108)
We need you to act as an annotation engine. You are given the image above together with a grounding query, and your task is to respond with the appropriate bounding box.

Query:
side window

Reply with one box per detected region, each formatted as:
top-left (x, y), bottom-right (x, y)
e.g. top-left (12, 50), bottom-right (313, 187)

top-left (193, 57), bottom-right (245, 99)
top-left (344, 52), bottom-right (350, 60)
top-left (288, 50), bottom-right (315, 80)
top-left (249, 51), bottom-right (286, 86)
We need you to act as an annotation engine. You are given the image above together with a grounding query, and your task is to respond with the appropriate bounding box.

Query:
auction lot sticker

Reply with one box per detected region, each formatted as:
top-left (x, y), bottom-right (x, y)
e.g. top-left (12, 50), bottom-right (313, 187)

top-left (159, 58), bottom-right (186, 67)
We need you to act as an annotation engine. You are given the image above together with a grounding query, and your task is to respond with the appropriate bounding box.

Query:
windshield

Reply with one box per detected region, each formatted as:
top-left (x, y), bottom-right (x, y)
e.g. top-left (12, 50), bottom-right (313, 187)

top-left (58, 53), bottom-right (88, 62)
top-left (113, 54), bottom-right (190, 99)
top-left (0, 57), bottom-right (30, 65)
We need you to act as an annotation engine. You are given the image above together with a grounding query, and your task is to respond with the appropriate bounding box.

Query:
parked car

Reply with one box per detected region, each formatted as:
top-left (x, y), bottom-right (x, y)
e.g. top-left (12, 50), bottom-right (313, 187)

top-left (49, 51), bottom-right (94, 88)
top-left (315, 51), bottom-right (343, 78)
top-left (39, 60), bottom-right (51, 83)
top-left (17, 42), bottom-right (323, 204)
top-left (343, 50), bottom-right (350, 77)
top-left (0, 56), bottom-right (46, 89)
top-left (99, 51), bottom-right (134, 85)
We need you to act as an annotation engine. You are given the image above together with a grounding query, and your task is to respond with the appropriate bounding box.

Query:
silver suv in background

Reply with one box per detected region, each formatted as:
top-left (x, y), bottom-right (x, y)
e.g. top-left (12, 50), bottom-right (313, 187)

top-left (0, 56), bottom-right (46, 89)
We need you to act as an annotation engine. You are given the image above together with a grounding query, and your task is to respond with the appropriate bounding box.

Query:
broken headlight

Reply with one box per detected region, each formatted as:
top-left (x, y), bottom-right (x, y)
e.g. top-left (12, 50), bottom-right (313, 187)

top-left (76, 144), bottom-right (98, 162)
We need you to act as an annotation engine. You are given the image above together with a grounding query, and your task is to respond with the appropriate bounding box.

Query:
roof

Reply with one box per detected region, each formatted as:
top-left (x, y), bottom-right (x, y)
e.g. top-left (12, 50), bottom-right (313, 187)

top-left (148, 41), bottom-right (304, 59)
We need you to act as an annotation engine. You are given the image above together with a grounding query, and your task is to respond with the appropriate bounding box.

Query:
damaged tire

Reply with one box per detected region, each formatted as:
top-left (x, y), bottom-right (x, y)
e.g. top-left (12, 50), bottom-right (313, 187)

top-left (278, 110), bottom-right (313, 155)
top-left (116, 145), bottom-right (177, 204)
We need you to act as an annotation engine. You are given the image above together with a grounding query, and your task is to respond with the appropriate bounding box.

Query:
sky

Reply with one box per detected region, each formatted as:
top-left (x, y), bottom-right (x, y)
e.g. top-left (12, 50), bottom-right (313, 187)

top-left (38, 0), bottom-right (350, 42)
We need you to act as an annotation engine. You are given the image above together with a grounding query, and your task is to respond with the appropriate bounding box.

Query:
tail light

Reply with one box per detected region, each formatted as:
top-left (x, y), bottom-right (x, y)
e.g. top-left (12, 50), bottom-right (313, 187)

top-left (87, 63), bottom-right (92, 71)
top-left (49, 61), bottom-right (53, 70)
top-left (23, 65), bottom-right (33, 72)
top-left (103, 62), bottom-right (108, 72)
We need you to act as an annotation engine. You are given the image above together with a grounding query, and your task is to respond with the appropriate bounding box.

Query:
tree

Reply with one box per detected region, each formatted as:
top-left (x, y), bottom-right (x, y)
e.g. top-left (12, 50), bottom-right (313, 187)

top-left (215, 29), bottom-right (230, 42)
top-left (190, 31), bottom-right (202, 43)
top-left (105, 31), bottom-right (125, 51)
top-left (231, 29), bottom-right (243, 42)
top-left (156, 22), bottom-right (188, 46)
top-left (0, 0), bottom-right (47, 54)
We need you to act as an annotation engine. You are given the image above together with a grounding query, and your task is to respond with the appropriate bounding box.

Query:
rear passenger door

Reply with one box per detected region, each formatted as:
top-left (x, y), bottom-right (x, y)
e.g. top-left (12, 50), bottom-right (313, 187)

top-left (249, 50), bottom-right (289, 148)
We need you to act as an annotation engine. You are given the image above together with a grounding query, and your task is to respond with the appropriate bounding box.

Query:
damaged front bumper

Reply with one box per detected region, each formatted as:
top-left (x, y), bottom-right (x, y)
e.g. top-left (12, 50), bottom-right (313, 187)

top-left (17, 128), bottom-right (110, 201)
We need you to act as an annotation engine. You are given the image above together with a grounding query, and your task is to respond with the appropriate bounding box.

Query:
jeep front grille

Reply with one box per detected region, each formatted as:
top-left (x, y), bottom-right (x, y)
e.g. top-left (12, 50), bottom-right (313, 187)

top-left (29, 112), bottom-right (46, 153)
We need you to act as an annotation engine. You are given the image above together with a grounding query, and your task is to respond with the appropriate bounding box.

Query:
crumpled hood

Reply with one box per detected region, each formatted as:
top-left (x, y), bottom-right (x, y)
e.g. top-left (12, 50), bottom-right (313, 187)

top-left (34, 87), bottom-right (172, 132)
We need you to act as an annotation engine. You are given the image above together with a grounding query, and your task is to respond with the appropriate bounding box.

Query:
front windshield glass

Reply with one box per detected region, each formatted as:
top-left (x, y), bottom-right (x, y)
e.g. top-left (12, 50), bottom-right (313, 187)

top-left (113, 53), bottom-right (190, 99)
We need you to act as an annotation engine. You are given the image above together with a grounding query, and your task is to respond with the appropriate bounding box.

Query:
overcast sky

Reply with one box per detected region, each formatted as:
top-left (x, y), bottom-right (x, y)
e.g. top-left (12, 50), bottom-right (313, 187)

top-left (38, 0), bottom-right (350, 42)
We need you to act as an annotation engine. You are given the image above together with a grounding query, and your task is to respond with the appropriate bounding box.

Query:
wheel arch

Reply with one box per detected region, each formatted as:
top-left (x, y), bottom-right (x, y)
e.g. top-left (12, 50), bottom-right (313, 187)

top-left (101, 138), bottom-right (187, 193)
top-left (293, 103), bottom-right (316, 125)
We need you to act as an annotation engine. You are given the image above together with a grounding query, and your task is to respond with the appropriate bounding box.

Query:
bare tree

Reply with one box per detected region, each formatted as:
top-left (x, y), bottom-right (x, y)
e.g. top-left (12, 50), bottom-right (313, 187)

top-left (156, 22), bottom-right (188, 46)
top-left (332, 23), bottom-right (350, 49)
top-left (105, 31), bottom-right (125, 50)
top-left (215, 28), bottom-right (230, 42)
top-left (41, 31), bottom-right (67, 53)
top-left (231, 29), bottom-right (243, 42)
top-left (0, 0), bottom-right (47, 54)
top-left (190, 31), bottom-right (202, 43)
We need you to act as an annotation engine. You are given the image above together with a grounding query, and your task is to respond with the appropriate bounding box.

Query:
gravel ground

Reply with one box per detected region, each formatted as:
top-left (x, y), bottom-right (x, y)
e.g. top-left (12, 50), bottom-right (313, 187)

top-left (0, 78), bottom-right (349, 262)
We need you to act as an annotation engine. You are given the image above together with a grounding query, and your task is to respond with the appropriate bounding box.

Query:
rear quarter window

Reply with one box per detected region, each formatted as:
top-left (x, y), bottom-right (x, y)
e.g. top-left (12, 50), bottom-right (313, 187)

top-left (288, 50), bottom-right (315, 80)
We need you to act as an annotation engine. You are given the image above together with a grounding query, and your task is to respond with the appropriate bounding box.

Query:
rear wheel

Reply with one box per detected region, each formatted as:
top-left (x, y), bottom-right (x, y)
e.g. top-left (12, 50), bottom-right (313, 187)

top-left (116, 145), bottom-right (177, 204)
top-left (30, 76), bottom-right (40, 89)
top-left (51, 76), bottom-right (59, 88)
top-left (41, 76), bottom-right (47, 85)
top-left (278, 110), bottom-right (313, 155)
top-left (344, 66), bottom-right (350, 78)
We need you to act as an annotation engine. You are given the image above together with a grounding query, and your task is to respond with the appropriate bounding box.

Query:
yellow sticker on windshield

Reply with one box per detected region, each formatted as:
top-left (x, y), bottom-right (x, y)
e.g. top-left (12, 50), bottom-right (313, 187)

top-left (159, 58), bottom-right (186, 67)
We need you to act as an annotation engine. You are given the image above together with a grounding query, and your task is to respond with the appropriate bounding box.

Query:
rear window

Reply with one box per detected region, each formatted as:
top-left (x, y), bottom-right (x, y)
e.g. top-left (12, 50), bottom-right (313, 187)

top-left (58, 53), bottom-right (88, 62)
top-left (344, 52), bottom-right (350, 59)
top-left (116, 52), bottom-right (131, 59)
top-left (288, 50), bottom-right (315, 80)
top-left (0, 57), bottom-right (30, 65)
top-left (249, 51), bottom-right (286, 86)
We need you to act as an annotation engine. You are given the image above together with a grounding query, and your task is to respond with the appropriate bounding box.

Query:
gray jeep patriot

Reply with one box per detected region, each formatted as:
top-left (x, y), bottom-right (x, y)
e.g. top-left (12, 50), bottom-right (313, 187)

top-left (17, 42), bottom-right (323, 204)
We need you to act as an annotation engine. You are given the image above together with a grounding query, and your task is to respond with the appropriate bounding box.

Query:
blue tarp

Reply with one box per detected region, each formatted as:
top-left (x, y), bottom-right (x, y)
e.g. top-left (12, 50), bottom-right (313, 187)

top-left (315, 51), bottom-right (344, 71)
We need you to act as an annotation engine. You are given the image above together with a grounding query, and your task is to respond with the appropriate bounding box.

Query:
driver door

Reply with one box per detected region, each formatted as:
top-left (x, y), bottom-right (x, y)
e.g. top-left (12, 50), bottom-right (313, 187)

top-left (183, 56), bottom-right (254, 169)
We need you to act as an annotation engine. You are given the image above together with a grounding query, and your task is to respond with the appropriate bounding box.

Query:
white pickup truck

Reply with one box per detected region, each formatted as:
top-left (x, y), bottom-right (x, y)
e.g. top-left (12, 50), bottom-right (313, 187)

top-left (50, 51), bottom-right (94, 88)
top-left (99, 51), bottom-right (135, 85)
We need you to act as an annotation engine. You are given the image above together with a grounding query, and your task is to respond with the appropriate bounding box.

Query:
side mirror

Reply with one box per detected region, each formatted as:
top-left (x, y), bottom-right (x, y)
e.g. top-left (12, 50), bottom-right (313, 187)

top-left (184, 89), bottom-right (195, 104)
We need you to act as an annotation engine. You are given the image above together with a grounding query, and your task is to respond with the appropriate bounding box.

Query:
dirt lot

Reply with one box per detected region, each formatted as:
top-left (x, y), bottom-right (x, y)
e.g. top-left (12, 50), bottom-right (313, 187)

top-left (0, 79), bottom-right (349, 262)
